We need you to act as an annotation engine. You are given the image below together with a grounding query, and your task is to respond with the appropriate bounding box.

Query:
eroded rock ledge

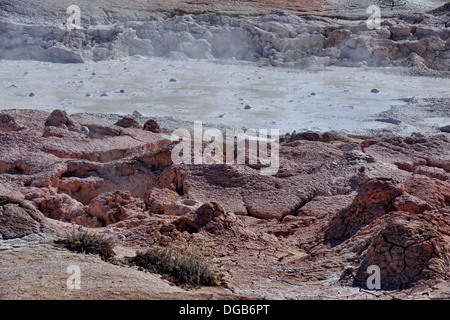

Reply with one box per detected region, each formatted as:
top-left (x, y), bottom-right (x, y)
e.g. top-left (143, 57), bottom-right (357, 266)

top-left (1, 4), bottom-right (450, 71)
top-left (1, 109), bottom-right (449, 298)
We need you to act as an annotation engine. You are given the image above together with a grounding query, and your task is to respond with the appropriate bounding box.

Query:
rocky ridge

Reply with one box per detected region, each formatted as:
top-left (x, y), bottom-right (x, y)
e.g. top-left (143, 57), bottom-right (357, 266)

top-left (1, 2), bottom-right (450, 71)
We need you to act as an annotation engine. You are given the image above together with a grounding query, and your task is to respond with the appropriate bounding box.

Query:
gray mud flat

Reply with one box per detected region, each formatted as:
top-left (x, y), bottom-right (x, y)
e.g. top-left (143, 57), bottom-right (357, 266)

top-left (1, 56), bottom-right (449, 136)
top-left (1, 1), bottom-right (450, 136)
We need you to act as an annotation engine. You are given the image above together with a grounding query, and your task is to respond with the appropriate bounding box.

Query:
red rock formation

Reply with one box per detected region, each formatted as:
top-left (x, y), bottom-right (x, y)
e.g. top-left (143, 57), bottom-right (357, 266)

top-left (87, 190), bottom-right (148, 226)
top-left (1, 109), bottom-right (450, 298)
top-left (354, 213), bottom-right (450, 290)
top-left (0, 113), bottom-right (24, 132)
top-left (325, 178), bottom-right (404, 240)
top-left (174, 202), bottom-right (249, 236)
top-left (44, 109), bottom-right (82, 132)
top-left (0, 196), bottom-right (50, 239)
top-left (143, 119), bottom-right (162, 133)
top-left (115, 117), bottom-right (142, 129)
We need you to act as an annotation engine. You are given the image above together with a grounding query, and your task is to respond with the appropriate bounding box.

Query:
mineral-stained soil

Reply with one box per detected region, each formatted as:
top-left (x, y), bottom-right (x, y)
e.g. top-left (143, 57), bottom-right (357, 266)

top-left (1, 109), bottom-right (449, 299)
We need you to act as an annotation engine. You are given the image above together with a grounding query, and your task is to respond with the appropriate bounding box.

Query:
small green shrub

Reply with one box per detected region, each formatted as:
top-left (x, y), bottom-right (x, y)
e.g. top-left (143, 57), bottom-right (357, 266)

top-left (54, 227), bottom-right (115, 261)
top-left (129, 239), bottom-right (225, 287)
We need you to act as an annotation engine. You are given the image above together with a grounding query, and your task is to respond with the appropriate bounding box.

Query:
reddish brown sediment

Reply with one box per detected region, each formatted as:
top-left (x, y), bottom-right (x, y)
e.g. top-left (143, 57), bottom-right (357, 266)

top-left (1, 109), bottom-right (449, 299)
